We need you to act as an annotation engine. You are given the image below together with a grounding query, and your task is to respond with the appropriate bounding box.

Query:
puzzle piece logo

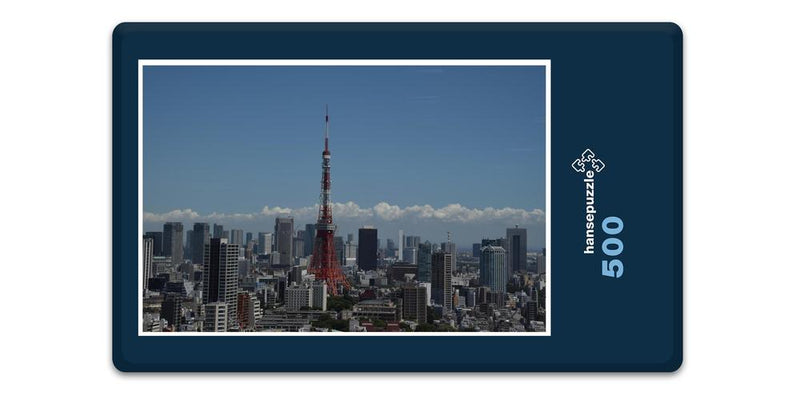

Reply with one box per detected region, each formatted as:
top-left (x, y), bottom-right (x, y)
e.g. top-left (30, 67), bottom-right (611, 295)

top-left (572, 148), bottom-right (605, 173)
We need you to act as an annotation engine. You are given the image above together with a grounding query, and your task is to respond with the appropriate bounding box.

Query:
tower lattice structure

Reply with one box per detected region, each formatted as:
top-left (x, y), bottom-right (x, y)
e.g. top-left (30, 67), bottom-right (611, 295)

top-left (308, 106), bottom-right (351, 295)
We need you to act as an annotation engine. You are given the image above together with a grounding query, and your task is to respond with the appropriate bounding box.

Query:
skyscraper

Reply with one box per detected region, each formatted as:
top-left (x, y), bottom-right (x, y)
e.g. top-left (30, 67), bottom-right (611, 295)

top-left (293, 236), bottom-right (305, 259)
top-left (506, 226), bottom-right (528, 272)
top-left (480, 245), bottom-right (508, 294)
top-left (163, 222), bottom-right (184, 266)
top-left (245, 232), bottom-right (254, 245)
top-left (386, 238), bottom-right (396, 256)
top-left (144, 231), bottom-right (164, 257)
top-left (274, 217), bottom-right (294, 267)
top-left (472, 243), bottom-right (481, 258)
top-left (358, 227), bottom-right (378, 271)
top-left (417, 241), bottom-right (432, 282)
top-left (190, 223), bottom-right (210, 264)
top-left (398, 230), bottom-right (404, 261)
top-left (536, 249), bottom-right (546, 275)
top-left (441, 241), bottom-right (457, 257)
top-left (403, 247), bottom-right (418, 264)
top-left (203, 238), bottom-right (239, 330)
top-left (345, 235), bottom-right (357, 263)
top-left (258, 232), bottom-right (272, 255)
top-left (402, 285), bottom-right (427, 325)
top-left (304, 223), bottom-right (316, 257)
top-left (312, 281), bottom-right (328, 311)
top-left (230, 229), bottom-right (244, 246)
top-left (143, 236), bottom-right (153, 295)
top-left (213, 224), bottom-right (224, 239)
top-left (161, 293), bottom-right (183, 328)
top-left (432, 251), bottom-right (453, 313)
top-left (404, 235), bottom-right (420, 251)
top-left (334, 236), bottom-right (344, 265)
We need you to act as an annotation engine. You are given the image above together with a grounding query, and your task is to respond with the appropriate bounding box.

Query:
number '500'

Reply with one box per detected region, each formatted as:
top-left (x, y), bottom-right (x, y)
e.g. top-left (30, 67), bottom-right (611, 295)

top-left (601, 216), bottom-right (624, 278)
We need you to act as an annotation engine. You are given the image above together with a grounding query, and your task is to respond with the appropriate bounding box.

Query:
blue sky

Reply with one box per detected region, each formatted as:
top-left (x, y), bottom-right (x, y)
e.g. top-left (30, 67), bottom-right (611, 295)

top-left (143, 65), bottom-right (546, 249)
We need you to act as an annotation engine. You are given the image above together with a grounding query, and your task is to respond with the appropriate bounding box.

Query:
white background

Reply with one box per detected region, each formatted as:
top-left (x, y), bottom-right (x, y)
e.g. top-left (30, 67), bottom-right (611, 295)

top-left (1, 1), bottom-right (797, 398)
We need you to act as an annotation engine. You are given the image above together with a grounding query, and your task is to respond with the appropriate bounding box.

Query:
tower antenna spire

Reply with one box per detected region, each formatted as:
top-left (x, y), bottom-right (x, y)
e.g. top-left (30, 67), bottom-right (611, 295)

top-left (325, 104), bottom-right (329, 151)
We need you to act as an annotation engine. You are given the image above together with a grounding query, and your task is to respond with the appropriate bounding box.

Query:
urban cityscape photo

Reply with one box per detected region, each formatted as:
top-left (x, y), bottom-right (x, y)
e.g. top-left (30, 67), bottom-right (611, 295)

top-left (140, 62), bottom-right (548, 334)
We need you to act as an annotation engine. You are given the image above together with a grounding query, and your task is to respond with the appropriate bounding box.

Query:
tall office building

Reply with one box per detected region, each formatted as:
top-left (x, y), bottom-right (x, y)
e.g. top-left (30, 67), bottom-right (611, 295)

top-left (345, 237), bottom-right (357, 262)
top-left (480, 245), bottom-right (508, 294)
top-left (161, 293), bottom-right (183, 328)
top-left (274, 217), bottom-right (294, 267)
top-left (402, 285), bottom-right (427, 325)
top-left (398, 230), bottom-right (404, 261)
top-left (245, 232), bottom-right (253, 244)
top-left (506, 226), bottom-right (528, 272)
top-left (536, 249), bottom-right (546, 275)
top-left (417, 241), bottom-right (432, 282)
top-left (213, 224), bottom-right (224, 239)
top-left (403, 247), bottom-right (418, 265)
top-left (312, 281), bottom-right (328, 311)
top-left (190, 223), bottom-right (210, 264)
top-left (143, 236), bottom-right (153, 295)
top-left (245, 240), bottom-right (256, 261)
top-left (203, 238), bottom-right (239, 330)
top-left (230, 229), bottom-right (244, 246)
top-left (333, 236), bottom-right (344, 265)
top-left (203, 302), bottom-right (228, 332)
top-left (288, 265), bottom-right (303, 286)
top-left (431, 251), bottom-right (453, 313)
top-left (258, 232), bottom-right (272, 255)
top-left (441, 241), bottom-right (457, 257)
top-left (386, 238), bottom-right (396, 256)
top-left (472, 243), bottom-right (481, 258)
top-left (404, 235), bottom-right (420, 251)
top-left (293, 236), bottom-right (305, 259)
top-left (358, 227), bottom-right (378, 271)
top-left (304, 223), bottom-right (316, 257)
top-left (185, 234), bottom-right (192, 262)
top-left (163, 222), bottom-right (184, 266)
top-left (144, 231), bottom-right (164, 257)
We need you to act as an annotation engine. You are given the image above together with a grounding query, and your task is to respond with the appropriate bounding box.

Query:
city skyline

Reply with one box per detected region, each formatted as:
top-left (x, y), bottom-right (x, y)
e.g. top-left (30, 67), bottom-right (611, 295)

top-left (143, 65), bottom-right (546, 249)
top-left (141, 62), bottom-right (548, 334)
top-left (143, 205), bottom-right (543, 251)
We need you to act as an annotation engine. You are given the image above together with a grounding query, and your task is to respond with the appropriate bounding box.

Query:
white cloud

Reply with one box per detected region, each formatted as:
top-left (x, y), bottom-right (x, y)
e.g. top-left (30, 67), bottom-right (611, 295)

top-left (143, 208), bottom-right (200, 222)
top-left (333, 201), bottom-right (373, 218)
top-left (144, 202), bottom-right (544, 224)
top-left (373, 202), bottom-right (404, 221)
top-left (260, 205), bottom-right (294, 216)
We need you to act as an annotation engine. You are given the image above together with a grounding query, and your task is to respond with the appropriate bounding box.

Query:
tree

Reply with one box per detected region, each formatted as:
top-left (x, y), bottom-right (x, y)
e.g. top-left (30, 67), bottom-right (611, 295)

top-left (416, 323), bottom-right (437, 332)
top-left (328, 295), bottom-right (356, 312)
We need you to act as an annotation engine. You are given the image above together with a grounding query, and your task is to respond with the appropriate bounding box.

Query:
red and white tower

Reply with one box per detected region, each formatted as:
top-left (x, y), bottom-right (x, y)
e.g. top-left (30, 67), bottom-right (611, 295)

top-left (308, 106), bottom-right (351, 295)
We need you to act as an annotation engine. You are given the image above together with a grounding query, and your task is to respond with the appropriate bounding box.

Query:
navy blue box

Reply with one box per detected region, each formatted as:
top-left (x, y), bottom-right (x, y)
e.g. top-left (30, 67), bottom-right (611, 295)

top-left (113, 23), bottom-right (682, 372)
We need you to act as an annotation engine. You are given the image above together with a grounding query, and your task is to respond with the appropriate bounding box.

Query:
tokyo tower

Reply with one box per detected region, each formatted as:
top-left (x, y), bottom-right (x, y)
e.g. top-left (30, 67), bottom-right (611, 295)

top-left (307, 106), bottom-right (351, 295)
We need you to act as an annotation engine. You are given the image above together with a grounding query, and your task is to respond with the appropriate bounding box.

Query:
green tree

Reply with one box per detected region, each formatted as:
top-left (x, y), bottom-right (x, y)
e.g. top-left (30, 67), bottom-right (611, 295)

top-left (328, 295), bottom-right (356, 312)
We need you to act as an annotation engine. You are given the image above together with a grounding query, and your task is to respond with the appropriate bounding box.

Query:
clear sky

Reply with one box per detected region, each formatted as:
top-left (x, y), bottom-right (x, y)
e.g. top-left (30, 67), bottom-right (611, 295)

top-left (143, 65), bottom-right (546, 249)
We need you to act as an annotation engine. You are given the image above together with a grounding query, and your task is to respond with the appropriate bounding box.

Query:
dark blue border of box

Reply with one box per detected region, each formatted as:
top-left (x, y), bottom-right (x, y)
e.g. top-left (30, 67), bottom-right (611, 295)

top-left (112, 23), bottom-right (682, 372)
